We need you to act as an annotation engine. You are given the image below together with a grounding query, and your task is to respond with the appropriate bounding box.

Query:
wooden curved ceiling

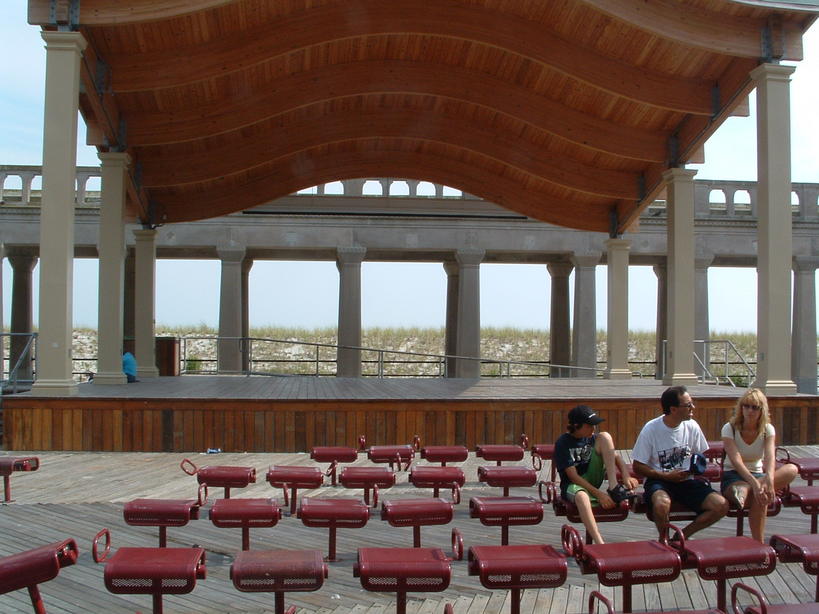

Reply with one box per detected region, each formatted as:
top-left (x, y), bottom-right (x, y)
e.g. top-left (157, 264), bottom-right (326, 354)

top-left (29, 0), bottom-right (818, 233)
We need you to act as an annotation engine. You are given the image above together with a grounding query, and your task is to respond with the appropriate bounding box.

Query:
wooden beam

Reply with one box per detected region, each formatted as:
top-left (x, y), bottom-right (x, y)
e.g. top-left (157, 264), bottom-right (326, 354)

top-left (125, 60), bottom-right (668, 162)
top-left (139, 107), bottom-right (641, 200)
top-left (150, 148), bottom-right (616, 232)
top-left (103, 0), bottom-right (713, 114)
top-left (578, 0), bottom-right (805, 60)
top-left (28, 0), bottom-right (234, 25)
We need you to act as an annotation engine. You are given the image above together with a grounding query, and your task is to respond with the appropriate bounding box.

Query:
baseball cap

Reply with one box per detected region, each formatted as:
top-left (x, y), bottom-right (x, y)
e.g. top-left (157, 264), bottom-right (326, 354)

top-left (568, 405), bottom-right (605, 426)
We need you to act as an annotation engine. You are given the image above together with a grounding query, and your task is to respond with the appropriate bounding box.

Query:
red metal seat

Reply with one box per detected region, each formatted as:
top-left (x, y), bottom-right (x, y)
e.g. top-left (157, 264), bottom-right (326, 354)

top-left (769, 532), bottom-right (819, 602)
top-left (477, 465), bottom-right (537, 496)
top-left (469, 496), bottom-right (543, 545)
top-left (266, 465), bottom-right (324, 514)
top-left (475, 444), bottom-right (524, 465)
top-left (530, 443), bottom-right (556, 480)
top-left (354, 547), bottom-right (452, 614)
top-left (562, 524), bottom-right (681, 614)
top-left (0, 455), bottom-right (39, 502)
top-left (420, 445), bottom-right (468, 466)
top-left (727, 494), bottom-right (782, 536)
top-left (780, 485), bottom-right (819, 533)
top-left (231, 549), bottom-right (327, 614)
top-left (122, 484), bottom-right (206, 547)
top-left (381, 497), bottom-right (454, 547)
top-left (93, 528), bottom-right (205, 614)
top-left (180, 457), bottom-right (256, 498)
top-left (310, 445), bottom-right (360, 485)
top-left (672, 533), bottom-right (777, 612)
top-left (298, 497), bottom-right (370, 561)
top-left (209, 497), bottom-right (281, 551)
top-left (705, 440), bottom-right (724, 464)
top-left (468, 544), bottom-right (567, 614)
top-left (588, 589), bottom-right (721, 613)
top-left (409, 465), bottom-right (464, 499)
top-left (540, 481), bottom-right (629, 543)
top-left (339, 466), bottom-right (396, 505)
top-left (777, 448), bottom-right (819, 485)
top-left (368, 445), bottom-right (416, 471)
top-left (732, 582), bottom-right (819, 613)
top-left (0, 539), bottom-right (78, 614)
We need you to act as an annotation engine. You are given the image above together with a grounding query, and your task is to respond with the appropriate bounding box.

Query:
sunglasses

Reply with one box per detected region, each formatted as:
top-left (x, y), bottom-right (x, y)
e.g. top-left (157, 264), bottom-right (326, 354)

top-left (741, 403), bottom-right (762, 411)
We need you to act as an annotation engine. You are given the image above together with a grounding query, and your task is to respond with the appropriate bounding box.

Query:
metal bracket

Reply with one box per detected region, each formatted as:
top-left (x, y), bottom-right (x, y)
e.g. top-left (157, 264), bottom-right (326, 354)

top-left (711, 84), bottom-right (721, 119)
top-left (761, 16), bottom-right (783, 63)
top-left (50, 0), bottom-right (81, 31)
top-left (637, 173), bottom-right (646, 202)
top-left (608, 207), bottom-right (619, 239)
top-left (667, 133), bottom-right (680, 168)
top-left (95, 58), bottom-right (111, 97)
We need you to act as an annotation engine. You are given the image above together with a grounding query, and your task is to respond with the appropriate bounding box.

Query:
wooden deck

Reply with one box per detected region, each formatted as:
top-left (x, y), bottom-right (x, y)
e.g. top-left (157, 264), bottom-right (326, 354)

top-left (4, 376), bottom-right (817, 452)
top-left (1, 447), bottom-right (818, 613)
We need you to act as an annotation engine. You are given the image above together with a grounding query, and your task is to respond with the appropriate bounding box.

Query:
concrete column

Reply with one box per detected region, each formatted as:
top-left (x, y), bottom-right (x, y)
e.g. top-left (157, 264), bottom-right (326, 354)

top-left (241, 258), bottom-right (253, 373)
top-left (9, 254), bottom-right (37, 382)
top-left (604, 239), bottom-right (631, 379)
top-left (548, 262), bottom-right (572, 377)
top-left (751, 63), bottom-right (797, 394)
top-left (123, 248), bottom-right (135, 348)
top-left (93, 152), bottom-right (130, 385)
top-left (133, 228), bottom-right (159, 378)
top-left (454, 248), bottom-right (484, 378)
top-left (694, 255), bottom-right (713, 379)
top-left (653, 263), bottom-right (667, 380)
top-left (0, 244), bottom-right (4, 380)
top-left (571, 253), bottom-right (599, 378)
top-left (217, 246), bottom-right (245, 373)
top-left (792, 256), bottom-right (819, 394)
top-left (663, 168), bottom-right (699, 386)
top-left (336, 246), bottom-right (366, 377)
top-left (443, 261), bottom-right (459, 377)
top-left (31, 31), bottom-right (87, 396)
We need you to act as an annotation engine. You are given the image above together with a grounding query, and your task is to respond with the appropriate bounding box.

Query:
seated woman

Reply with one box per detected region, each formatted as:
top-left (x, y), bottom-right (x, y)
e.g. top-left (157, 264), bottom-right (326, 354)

top-left (554, 405), bottom-right (639, 544)
top-left (721, 388), bottom-right (797, 542)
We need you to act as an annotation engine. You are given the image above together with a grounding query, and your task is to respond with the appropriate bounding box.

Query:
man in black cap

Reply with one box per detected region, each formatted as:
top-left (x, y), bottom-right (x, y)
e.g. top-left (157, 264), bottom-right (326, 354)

top-left (553, 404), bottom-right (638, 544)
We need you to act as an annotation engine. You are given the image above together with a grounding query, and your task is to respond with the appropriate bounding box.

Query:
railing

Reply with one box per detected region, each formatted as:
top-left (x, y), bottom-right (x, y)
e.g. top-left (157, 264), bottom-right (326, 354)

top-left (660, 338), bottom-right (757, 387)
top-left (1, 332), bottom-right (37, 394)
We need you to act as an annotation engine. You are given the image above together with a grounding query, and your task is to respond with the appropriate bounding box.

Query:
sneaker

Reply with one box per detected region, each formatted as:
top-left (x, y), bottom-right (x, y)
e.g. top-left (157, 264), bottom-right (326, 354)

top-left (607, 484), bottom-right (634, 504)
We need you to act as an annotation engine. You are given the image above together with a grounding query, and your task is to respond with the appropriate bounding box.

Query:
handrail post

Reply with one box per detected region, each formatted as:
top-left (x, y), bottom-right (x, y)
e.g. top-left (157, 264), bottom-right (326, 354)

top-left (315, 345), bottom-right (320, 376)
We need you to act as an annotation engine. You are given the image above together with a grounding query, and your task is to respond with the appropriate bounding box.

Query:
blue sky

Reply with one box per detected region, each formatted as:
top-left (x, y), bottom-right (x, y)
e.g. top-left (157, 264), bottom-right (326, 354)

top-left (1, 6), bottom-right (818, 332)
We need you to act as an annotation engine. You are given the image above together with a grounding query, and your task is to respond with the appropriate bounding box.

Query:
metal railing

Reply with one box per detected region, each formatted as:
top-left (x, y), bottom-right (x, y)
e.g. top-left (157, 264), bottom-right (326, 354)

top-left (1, 332), bottom-right (37, 393)
top-left (660, 338), bottom-right (756, 387)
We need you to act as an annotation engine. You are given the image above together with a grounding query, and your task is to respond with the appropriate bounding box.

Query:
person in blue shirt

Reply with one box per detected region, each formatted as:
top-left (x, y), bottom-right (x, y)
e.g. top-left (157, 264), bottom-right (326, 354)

top-left (122, 351), bottom-right (138, 383)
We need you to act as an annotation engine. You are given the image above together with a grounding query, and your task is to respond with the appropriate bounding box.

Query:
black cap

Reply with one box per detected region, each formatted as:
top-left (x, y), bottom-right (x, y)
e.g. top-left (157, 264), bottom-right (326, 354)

top-left (568, 405), bottom-right (604, 426)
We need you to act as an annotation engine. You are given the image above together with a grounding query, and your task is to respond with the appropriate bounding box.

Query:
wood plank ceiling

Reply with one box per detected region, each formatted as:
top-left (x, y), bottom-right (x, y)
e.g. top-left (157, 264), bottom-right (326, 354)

top-left (28, 0), bottom-right (818, 233)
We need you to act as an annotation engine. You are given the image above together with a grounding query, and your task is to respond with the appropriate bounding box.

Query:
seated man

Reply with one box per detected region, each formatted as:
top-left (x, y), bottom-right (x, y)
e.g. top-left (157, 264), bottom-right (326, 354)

top-left (632, 386), bottom-right (728, 539)
top-left (554, 404), bottom-right (638, 544)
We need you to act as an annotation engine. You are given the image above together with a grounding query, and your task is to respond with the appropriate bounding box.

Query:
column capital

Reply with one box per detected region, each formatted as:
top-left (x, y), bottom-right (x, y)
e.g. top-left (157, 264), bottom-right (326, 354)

top-left (653, 262), bottom-right (667, 277)
top-left (662, 167), bottom-right (698, 183)
top-left (793, 255), bottom-right (819, 272)
top-left (604, 238), bottom-right (630, 252)
top-left (749, 62), bottom-right (796, 83)
top-left (443, 261), bottom-right (459, 276)
top-left (547, 262), bottom-right (573, 278)
top-left (133, 228), bottom-right (157, 242)
top-left (7, 254), bottom-right (38, 271)
top-left (98, 151), bottom-right (131, 168)
top-left (217, 245), bottom-right (246, 262)
top-left (695, 255), bottom-right (714, 269)
top-left (337, 246), bottom-right (366, 265)
top-left (41, 30), bottom-right (87, 53)
top-left (455, 247), bottom-right (485, 266)
top-left (571, 253), bottom-right (600, 269)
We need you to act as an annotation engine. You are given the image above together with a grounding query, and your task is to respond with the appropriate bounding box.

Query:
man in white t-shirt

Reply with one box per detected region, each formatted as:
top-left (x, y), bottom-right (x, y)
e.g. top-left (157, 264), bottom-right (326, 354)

top-left (632, 386), bottom-right (728, 539)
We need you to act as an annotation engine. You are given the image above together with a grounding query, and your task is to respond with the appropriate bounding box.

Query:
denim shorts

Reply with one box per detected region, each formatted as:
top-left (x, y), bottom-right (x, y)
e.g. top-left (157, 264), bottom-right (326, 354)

top-left (643, 478), bottom-right (716, 513)
top-left (721, 469), bottom-right (764, 493)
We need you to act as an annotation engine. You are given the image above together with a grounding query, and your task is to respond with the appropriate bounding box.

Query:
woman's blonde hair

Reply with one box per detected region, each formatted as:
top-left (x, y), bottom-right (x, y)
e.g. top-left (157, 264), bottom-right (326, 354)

top-left (728, 388), bottom-right (770, 441)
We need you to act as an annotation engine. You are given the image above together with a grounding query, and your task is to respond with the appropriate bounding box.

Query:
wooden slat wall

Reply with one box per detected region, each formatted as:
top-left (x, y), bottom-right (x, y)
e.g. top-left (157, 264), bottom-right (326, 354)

top-left (3, 397), bottom-right (816, 452)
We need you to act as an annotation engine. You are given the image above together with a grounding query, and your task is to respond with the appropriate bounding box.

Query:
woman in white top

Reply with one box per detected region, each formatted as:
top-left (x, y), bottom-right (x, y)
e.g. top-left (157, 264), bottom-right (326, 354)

top-left (720, 388), bottom-right (797, 542)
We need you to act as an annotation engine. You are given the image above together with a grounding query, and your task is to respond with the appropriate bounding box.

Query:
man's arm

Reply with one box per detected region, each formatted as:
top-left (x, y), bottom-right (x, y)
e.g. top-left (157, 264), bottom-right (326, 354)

top-left (632, 460), bottom-right (688, 483)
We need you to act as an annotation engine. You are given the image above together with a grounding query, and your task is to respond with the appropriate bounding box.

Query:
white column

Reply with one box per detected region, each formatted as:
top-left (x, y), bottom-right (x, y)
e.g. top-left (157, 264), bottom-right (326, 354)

top-left (217, 246), bottom-right (245, 373)
top-left (663, 168), bottom-right (698, 386)
top-left (548, 262), bottom-right (572, 377)
top-left (443, 261), bottom-right (459, 378)
top-left (133, 228), bottom-right (159, 378)
top-left (604, 239), bottom-right (631, 379)
top-left (31, 31), bottom-right (87, 396)
top-left (94, 153), bottom-right (130, 385)
top-left (0, 243), bottom-right (3, 380)
top-left (9, 254), bottom-right (37, 382)
top-left (751, 63), bottom-right (797, 394)
top-left (241, 258), bottom-right (253, 372)
top-left (124, 248), bottom-right (136, 346)
top-left (653, 263), bottom-right (667, 380)
top-left (694, 255), bottom-right (713, 379)
top-left (336, 246), bottom-right (366, 377)
top-left (571, 253), bottom-right (599, 378)
top-left (792, 256), bottom-right (819, 394)
top-left (455, 248), bottom-right (484, 378)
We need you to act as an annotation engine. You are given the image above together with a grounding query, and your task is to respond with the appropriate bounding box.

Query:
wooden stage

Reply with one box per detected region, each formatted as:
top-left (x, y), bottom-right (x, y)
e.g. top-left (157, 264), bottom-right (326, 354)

top-left (1, 447), bottom-right (818, 613)
top-left (2, 376), bottom-right (817, 452)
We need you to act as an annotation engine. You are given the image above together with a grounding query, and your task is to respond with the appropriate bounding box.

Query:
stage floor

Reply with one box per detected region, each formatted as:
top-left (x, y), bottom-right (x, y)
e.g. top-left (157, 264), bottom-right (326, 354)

top-left (51, 375), bottom-right (753, 400)
top-left (1, 447), bottom-right (818, 613)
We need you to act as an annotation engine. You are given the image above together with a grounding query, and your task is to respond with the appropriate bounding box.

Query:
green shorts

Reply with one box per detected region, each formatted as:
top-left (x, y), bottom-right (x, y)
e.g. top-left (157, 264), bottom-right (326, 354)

top-left (565, 447), bottom-right (605, 505)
